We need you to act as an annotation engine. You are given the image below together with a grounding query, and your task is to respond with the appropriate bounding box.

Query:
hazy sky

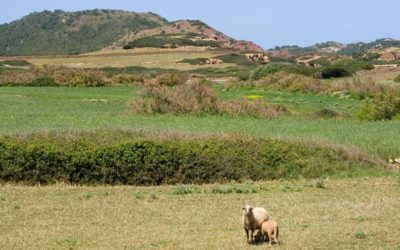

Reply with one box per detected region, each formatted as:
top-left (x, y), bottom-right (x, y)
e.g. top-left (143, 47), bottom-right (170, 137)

top-left (0, 0), bottom-right (398, 49)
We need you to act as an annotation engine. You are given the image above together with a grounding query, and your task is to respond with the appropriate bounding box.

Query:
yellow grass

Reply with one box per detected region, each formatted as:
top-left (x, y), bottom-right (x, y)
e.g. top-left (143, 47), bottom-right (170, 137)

top-left (328, 68), bottom-right (400, 86)
top-left (1, 47), bottom-right (235, 70)
top-left (1, 177), bottom-right (399, 249)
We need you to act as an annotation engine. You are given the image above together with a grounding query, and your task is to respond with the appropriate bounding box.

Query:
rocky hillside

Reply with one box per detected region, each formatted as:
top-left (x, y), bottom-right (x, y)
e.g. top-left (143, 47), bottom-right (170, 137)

top-left (268, 38), bottom-right (400, 57)
top-left (0, 9), bottom-right (264, 56)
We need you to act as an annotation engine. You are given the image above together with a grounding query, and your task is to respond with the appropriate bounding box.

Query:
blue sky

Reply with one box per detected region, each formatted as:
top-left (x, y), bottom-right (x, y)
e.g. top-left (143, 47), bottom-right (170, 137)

top-left (0, 0), bottom-right (398, 49)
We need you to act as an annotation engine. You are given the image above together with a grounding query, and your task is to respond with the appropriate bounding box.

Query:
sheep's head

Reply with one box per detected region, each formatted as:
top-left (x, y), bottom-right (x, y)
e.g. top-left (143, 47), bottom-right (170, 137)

top-left (242, 205), bottom-right (254, 217)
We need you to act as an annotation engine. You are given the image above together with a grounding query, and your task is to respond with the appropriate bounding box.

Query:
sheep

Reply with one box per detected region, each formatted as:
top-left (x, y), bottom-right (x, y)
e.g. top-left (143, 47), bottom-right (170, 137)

top-left (260, 219), bottom-right (279, 245)
top-left (242, 205), bottom-right (269, 243)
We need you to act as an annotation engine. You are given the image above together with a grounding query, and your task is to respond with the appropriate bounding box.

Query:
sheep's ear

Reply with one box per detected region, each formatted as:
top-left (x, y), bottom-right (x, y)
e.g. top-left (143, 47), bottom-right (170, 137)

top-left (242, 207), bottom-right (245, 210)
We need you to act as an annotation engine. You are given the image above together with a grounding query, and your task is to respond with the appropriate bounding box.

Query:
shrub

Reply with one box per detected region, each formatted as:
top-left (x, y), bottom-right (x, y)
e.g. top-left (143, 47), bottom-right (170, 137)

top-left (314, 108), bottom-right (339, 119)
top-left (0, 132), bottom-right (384, 185)
top-left (255, 72), bottom-right (328, 93)
top-left (320, 66), bottom-right (351, 79)
top-left (237, 71), bottom-right (251, 81)
top-left (28, 77), bottom-right (58, 87)
top-left (211, 185), bottom-right (233, 194)
top-left (251, 64), bottom-right (283, 80)
top-left (394, 75), bottom-right (400, 83)
top-left (129, 80), bottom-right (219, 115)
top-left (0, 66), bottom-right (107, 87)
top-left (129, 80), bottom-right (286, 118)
top-left (334, 59), bottom-right (374, 72)
top-left (155, 73), bottom-right (187, 86)
top-left (172, 185), bottom-right (199, 195)
top-left (251, 63), bottom-right (316, 80)
top-left (355, 229), bottom-right (366, 239)
top-left (218, 99), bottom-right (287, 118)
top-left (111, 74), bottom-right (146, 85)
top-left (333, 77), bottom-right (384, 99)
top-left (53, 67), bottom-right (107, 87)
top-left (315, 179), bottom-right (327, 189)
top-left (358, 88), bottom-right (400, 121)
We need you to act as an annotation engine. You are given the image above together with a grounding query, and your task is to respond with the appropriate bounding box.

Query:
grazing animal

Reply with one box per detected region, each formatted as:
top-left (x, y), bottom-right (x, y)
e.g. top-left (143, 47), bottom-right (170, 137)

top-left (260, 219), bottom-right (279, 245)
top-left (242, 205), bottom-right (269, 243)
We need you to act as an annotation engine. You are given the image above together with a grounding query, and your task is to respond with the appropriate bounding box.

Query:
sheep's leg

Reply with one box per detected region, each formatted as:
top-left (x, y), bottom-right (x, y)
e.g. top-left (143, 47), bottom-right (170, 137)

top-left (245, 229), bottom-right (250, 243)
top-left (255, 230), bottom-right (263, 242)
top-left (277, 227), bottom-right (280, 245)
top-left (250, 230), bottom-right (254, 243)
top-left (265, 233), bottom-right (270, 244)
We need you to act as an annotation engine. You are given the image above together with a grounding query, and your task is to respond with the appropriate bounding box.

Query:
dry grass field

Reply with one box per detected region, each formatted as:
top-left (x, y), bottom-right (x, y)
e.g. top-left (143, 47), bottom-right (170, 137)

top-left (328, 68), bottom-right (400, 86)
top-left (1, 177), bottom-right (399, 249)
top-left (0, 47), bottom-right (234, 70)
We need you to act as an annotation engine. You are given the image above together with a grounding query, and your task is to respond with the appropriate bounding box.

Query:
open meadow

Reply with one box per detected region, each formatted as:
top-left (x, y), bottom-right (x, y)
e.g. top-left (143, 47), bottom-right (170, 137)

top-left (2, 43), bottom-right (400, 250)
top-left (1, 178), bottom-right (399, 249)
top-left (0, 86), bottom-right (399, 159)
top-left (1, 5), bottom-right (400, 250)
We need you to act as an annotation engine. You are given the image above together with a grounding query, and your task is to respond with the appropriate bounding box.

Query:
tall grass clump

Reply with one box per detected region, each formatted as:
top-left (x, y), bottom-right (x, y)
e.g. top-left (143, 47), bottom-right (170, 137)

top-left (128, 80), bottom-right (286, 118)
top-left (359, 88), bottom-right (400, 121)
top-left (129, 80), bottom-right (219, 115)
top-left (255, 72), bottom-right (328, 93)
top-left (332, 77), bottom-right (385, 100)
top-left (155, 73), bottom-right (188, 86)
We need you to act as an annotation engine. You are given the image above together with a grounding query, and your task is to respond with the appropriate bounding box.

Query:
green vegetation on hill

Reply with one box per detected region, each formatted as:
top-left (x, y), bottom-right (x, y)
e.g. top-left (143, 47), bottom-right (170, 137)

top-left (270, 39), bottom-right (400, 56)
top-left (0, 59), bottom-right (31, 66)
top-left (0, 10), bottom-right (166, 55)
top-left (180, 54), bottom-right (261, 66)
top-left (124, 33), bottom-right (221, 49)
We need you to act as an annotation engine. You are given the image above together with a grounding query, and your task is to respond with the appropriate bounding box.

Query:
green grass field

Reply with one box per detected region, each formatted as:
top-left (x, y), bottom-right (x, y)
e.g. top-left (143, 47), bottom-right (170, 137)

top-left (1, 86), bottom-right (399, 158)
top-left (1, 83), bottom-right (399, 249)
top-left (1, 177), bottom-right (399, 249)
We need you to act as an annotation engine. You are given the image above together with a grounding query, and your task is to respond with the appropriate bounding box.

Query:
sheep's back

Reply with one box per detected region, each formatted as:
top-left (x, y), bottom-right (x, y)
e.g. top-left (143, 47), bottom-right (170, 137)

top-left (261, 219), bottom-right (278, 235)
top-left (252, 207), bottom-right (269, 228)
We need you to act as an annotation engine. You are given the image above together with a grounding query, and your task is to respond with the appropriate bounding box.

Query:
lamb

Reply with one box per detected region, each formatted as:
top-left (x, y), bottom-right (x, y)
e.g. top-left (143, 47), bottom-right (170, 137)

top-left (242, 205), bottom-right (269, 243)
top-left (260, 219), bottom-right (279, 245)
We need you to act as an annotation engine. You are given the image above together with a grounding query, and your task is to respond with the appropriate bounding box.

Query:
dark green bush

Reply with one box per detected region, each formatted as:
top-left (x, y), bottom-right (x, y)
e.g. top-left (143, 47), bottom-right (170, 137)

top-left (28, 77), bottom-right (58, 86)
top-left (314, 108), bottom-right (339, 119)
top-left (334, 59), bottom-right (374, 72)
top-left (251, 64), bottom-right (282, 80)
top-left (0, 133), bottom-right (382, 185)
top-left (321, 66), bottom-right (351, 79)
top-left (251, 63), bottom-right (316, 80)
top-left (155, 73), bottom-right (188, 86)
top-left (0, 60), bottom-right (31, 67)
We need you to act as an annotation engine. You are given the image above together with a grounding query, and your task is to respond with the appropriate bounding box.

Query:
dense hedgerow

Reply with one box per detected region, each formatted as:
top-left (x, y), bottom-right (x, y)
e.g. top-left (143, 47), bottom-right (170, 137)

top-left (0, 133), bottom-right (383, 185)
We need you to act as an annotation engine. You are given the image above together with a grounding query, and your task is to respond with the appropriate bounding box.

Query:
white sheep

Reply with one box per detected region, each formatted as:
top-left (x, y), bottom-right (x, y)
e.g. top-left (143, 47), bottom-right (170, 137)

top-left (260, 219), bottom-right (280, 245)
top-left (242, 205), bottom-right (269, 243)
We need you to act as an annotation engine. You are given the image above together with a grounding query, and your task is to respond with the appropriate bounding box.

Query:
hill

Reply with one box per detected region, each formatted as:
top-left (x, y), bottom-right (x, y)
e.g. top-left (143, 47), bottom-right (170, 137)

top-left (0, 9), bottom-right (263, 56)
top-left (268, 38), bottom-right (400, 57)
